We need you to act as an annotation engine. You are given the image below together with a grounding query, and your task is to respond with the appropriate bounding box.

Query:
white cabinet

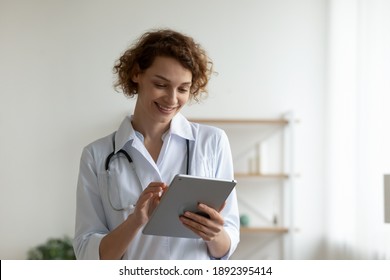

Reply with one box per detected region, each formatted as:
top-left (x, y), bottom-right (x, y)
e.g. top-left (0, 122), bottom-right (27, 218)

top-left (191, 114), bottom-right (296, 259)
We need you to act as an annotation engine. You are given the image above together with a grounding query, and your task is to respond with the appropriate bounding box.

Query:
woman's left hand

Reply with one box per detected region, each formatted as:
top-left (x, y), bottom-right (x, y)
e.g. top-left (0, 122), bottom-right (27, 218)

top-left (179, 202), bottom-right (226, 242)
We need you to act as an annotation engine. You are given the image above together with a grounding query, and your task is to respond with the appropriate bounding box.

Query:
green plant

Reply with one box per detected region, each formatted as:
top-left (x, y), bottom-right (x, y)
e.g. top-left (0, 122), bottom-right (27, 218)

top-left (27, 236), bottom-right (76, 260)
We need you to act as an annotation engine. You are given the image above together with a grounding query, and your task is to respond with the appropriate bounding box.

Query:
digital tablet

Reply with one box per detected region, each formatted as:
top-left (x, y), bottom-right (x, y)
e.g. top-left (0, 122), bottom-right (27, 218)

top-left (142, 174), bottom-right (237, 239)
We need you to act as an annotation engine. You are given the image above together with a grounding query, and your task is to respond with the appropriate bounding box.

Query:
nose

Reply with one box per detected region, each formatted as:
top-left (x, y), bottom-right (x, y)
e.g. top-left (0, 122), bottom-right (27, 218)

top-left (165, 88), bottom-right (178, 104)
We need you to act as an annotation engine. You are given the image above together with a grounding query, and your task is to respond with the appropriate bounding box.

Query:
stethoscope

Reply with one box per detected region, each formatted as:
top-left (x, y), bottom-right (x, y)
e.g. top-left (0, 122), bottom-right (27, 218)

top-left (104, 133), bottom-right (190, 211)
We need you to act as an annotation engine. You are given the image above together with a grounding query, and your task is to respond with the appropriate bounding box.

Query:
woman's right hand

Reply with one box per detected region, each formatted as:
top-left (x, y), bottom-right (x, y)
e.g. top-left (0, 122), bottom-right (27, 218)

top-left (131, 182), bottom-right (167, 227)
top-left (99, 182), bottom-right (167, 260)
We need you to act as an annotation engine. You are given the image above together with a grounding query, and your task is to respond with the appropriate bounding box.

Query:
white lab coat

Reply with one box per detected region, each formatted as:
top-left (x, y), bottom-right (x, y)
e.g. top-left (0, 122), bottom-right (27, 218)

top-left (73, 113), bottom-right (240, 259)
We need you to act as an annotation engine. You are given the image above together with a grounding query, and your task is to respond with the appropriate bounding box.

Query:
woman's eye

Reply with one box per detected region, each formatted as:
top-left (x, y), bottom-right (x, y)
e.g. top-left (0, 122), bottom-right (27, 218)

top-left (155, 83), bottom-right (166, 88)
top-left (179, 88), bottom-right (189, 93)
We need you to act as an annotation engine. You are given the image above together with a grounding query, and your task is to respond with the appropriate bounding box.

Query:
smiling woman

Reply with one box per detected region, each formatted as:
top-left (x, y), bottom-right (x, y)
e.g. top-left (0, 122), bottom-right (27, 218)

top-left (73, 28), bottom-right (240, 260)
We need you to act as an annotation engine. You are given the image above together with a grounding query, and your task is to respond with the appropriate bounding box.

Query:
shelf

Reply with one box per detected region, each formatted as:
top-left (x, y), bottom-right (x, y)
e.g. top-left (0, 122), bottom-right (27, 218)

top-left (190, 118), bottom-right (289, 125)
top-left (235, 173), bottom-right (289, 179)
top-left (240, 227), bottom-right (289, 234)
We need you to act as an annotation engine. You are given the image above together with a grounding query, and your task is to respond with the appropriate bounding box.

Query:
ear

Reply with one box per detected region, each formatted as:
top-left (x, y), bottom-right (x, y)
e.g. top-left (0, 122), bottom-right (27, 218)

top-left (131, 64), bottom-right (141, 83)
top-left (132, 73), bottom-right (140, 83)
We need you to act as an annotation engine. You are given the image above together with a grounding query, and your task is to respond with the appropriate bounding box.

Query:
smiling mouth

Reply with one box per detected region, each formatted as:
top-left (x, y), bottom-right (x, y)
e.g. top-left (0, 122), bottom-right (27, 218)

top-left (155, 102), bottom-right (178, 114)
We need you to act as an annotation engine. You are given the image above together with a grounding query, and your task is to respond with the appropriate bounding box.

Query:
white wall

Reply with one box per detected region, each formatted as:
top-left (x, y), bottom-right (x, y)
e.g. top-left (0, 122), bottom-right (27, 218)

top-left (0, 0), bottom-right (327, 259)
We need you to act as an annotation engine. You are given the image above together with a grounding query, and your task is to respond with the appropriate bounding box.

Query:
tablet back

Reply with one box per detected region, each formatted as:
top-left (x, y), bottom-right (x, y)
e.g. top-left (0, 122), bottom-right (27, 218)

top-left (142, 174), bottom-right (236, 238)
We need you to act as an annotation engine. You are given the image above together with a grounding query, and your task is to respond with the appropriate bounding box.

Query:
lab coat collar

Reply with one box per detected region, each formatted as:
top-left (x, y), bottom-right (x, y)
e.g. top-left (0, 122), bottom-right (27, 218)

top-left (170, 113), bottom-right (195, 141)
top-left (114, 115), bottom-right (136, 153)
top-left (114, 113), bottom-right (195, 153)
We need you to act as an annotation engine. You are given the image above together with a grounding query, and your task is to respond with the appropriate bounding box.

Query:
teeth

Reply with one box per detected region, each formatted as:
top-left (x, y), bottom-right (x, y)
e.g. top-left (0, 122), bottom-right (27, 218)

top-left (157, 104), bottom-right (175, 111)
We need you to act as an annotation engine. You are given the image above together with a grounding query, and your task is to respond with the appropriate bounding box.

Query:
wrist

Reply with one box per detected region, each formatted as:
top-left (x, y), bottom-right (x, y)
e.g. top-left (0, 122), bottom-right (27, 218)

top-left (206, 229), bottom-right (231, 259)
top-left (126, 213), bottom-right (145, 230)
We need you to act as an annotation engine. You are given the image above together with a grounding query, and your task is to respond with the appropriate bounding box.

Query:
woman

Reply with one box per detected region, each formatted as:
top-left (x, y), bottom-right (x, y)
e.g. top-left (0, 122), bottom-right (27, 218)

top-left (73, 29), bottom-right (240, 260)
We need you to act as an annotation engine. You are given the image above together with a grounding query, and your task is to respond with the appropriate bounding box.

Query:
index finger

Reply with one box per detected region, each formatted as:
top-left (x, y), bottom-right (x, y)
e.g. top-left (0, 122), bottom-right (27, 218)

top-left (144, 182), bottom-right (167, 193)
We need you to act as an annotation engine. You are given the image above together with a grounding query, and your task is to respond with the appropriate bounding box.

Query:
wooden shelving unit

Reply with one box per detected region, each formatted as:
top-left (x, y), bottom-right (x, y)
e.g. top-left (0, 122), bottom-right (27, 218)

top-left (191, 115), bottom-right (295, 259)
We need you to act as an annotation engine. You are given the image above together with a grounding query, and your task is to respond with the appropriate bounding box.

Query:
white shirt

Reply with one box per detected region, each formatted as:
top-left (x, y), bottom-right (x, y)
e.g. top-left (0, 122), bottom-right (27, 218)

top-left (73, 113), bottom-right (240, 259)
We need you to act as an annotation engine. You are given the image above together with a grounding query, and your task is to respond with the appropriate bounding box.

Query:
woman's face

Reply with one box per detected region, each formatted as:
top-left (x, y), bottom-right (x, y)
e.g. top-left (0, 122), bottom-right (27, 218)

top-left (132, 56), bottom-right (192, 125)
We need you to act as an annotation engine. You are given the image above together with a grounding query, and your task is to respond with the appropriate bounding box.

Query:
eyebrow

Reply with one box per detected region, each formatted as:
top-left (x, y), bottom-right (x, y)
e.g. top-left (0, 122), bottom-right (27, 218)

top-left (154, 75), bottom-right (192, 85)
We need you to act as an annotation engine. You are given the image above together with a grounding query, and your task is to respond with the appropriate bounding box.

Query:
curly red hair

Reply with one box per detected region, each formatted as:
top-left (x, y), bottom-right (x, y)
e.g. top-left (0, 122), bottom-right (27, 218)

top-left (113, 29), bottom-right (214, 101)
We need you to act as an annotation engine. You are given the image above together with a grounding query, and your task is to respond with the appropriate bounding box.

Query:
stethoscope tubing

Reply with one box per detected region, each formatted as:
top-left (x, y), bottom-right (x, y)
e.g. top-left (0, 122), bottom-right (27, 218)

top-left (105, 134), bottom-right (190, 175)
top-left (104, 133), bottom-right (190, 211)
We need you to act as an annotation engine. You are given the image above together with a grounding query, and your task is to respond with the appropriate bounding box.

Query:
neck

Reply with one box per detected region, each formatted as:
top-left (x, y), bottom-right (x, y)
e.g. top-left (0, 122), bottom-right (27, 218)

top-left (132, 115), bottom-right (170, 141)
top-left (132, 117), bottom-right (168, 162)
